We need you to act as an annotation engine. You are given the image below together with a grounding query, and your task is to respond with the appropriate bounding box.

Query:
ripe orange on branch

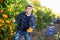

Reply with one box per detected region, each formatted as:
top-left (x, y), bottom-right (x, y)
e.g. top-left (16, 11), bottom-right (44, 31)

top-left (1, 20), bottom-right (4, 23)
top-left (0, 19), bottom-right (4, 23)
top-left (0, 19), bottom-right (2, 22)
top-left (0, 23), bottom-right (4, 27)
top-left (0, 10), bottom-right (4, 13)
top-left (10, 32), bottom-right (13, 36)
top-left (5, 37), bottom-right (8, 40)
top-left (6, 20), bottom-right (10, 24)
top-left (9, 26), bottom-right (12, 30)
top-left (2, 14), bottom-right (8, 18)
top-left (0, 23), bottom-right (2, 27)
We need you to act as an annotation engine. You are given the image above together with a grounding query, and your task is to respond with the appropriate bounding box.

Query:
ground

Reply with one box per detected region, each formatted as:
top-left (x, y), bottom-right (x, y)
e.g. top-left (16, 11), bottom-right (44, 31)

top-left (21, 24), bottom-right (60, 40)
top-left (31, 24), bottom-right (60, 40)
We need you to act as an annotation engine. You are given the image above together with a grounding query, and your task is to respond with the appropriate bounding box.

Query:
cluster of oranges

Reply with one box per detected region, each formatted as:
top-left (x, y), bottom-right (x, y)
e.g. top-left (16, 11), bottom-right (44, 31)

top-left (0, 8), bottom-right (14, 39)
top-left (8, 25), bottom-right (14, 36)
top-left (0, 19), bottom-right (11, 27)
top-left (0, 8), bottom-right (12, 24)
top-left (0, 13), bottom-right (10, 24)
top-left (0, 9), bottom-right (11, 28)
top-left (0, 8), bottom-right (11, 13)
top-left (0, 9), bottom-right (11, 24)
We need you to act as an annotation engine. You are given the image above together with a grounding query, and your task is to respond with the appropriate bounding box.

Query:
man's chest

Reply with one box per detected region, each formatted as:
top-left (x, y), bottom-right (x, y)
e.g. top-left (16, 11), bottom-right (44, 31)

top-left (21, 15), bottom-right (33, 22)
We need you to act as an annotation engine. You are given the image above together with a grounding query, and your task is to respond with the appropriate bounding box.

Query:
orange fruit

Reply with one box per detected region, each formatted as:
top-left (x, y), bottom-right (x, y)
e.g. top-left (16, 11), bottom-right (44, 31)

top-left (27, 27), bottom-right (33, 32)
top-left (0, 10), bottom-right (4, 13)
top-left (0, 23), bottom-right (4, 27)
top-left (6, 20), bottom-right (10, 24)
top-left (2, 14), bottom-right (8, 18)
top-left (1, 20), bottom-right (4, 23)
top-left (0, 23), bottom-right (2, 27)
top-left (29, 27), bottom-right (33, 31)
top-left (0, 19), bottom-right (4, 23)
top-left (5, 37), bottom-right (8, 40)
top-left (0, 19), bottom-right (2, 22)
top-left (10, 32), bottom-right (13, 36)
top-left (9, 26), bottom-right (12, 30)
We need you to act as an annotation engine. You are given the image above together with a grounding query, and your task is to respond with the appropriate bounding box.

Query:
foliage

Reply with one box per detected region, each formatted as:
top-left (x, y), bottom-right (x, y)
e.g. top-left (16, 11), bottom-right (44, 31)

top-left (0, 0), bottom-right (28, 40)
top-left (36, 9), bottom-right (55, 30)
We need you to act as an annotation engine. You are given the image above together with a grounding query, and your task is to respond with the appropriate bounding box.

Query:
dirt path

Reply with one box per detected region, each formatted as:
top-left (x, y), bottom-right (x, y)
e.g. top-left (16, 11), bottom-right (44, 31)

top-left (31, 24), bottom-right (60, 40)
top-left (31, 29), bottom-right (41, 40)
top-left (21, 24), bottom-right (60, 40)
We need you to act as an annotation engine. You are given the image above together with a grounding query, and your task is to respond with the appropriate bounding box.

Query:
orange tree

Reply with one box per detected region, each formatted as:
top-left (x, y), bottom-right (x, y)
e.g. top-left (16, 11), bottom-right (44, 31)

top-left (36, 9), bottom-right (55, 30)
top-left (0, 0), bottom-right (28, 40)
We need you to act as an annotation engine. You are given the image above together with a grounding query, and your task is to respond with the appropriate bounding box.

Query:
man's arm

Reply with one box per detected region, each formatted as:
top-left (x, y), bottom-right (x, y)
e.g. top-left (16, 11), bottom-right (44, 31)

top-left (30, 16), bottom-right (36, 30)
top-left (15, 14), bottom-right (21, 23)
top-left (27, 16), bottom-right (36, 32)
top-left (14, 13), bottom-right (23, 23)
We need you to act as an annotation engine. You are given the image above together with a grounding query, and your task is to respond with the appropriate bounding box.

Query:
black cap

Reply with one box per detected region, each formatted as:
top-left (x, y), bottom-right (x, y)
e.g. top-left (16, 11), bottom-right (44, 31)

top-left (26, 4), bottom-right (32, 9)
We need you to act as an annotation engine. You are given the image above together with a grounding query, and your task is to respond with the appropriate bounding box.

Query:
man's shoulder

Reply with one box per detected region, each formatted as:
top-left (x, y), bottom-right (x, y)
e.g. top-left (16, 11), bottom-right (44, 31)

top-left (19, 12), bottom-right (26, 18)
top-left (31, 14), bottom-right (35, 18)
top-left (19, 11), bottom-right (26, 15)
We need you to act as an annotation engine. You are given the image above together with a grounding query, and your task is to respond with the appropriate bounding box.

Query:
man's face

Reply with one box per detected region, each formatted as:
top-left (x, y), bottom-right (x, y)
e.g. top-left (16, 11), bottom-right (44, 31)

top-left (26, 7), bottom-right (33, 14)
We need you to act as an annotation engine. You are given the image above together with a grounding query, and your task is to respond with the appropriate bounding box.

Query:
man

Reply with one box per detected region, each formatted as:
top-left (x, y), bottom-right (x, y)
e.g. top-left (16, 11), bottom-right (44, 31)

top-left (14, 4), bottom-right (36, 40)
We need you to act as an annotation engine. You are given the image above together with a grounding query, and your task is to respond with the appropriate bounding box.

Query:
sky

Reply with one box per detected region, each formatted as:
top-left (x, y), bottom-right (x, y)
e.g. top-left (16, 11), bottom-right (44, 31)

top-left (39, 0), bottom-right (60, 16)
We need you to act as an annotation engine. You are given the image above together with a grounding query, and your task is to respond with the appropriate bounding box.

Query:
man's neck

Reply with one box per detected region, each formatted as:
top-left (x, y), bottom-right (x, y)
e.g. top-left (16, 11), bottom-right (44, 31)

top-left (26, 13), bottom-right (31, 16)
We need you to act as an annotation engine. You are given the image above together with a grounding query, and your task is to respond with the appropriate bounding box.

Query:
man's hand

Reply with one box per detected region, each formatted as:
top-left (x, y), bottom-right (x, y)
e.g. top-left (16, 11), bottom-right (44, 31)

top-left (27, 27), bottom-right (33, 33)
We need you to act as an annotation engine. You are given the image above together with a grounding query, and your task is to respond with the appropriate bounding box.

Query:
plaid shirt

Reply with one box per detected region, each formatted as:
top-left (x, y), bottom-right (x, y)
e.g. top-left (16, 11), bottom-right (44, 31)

top-left (15, 12), bottom-right (36, 31)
